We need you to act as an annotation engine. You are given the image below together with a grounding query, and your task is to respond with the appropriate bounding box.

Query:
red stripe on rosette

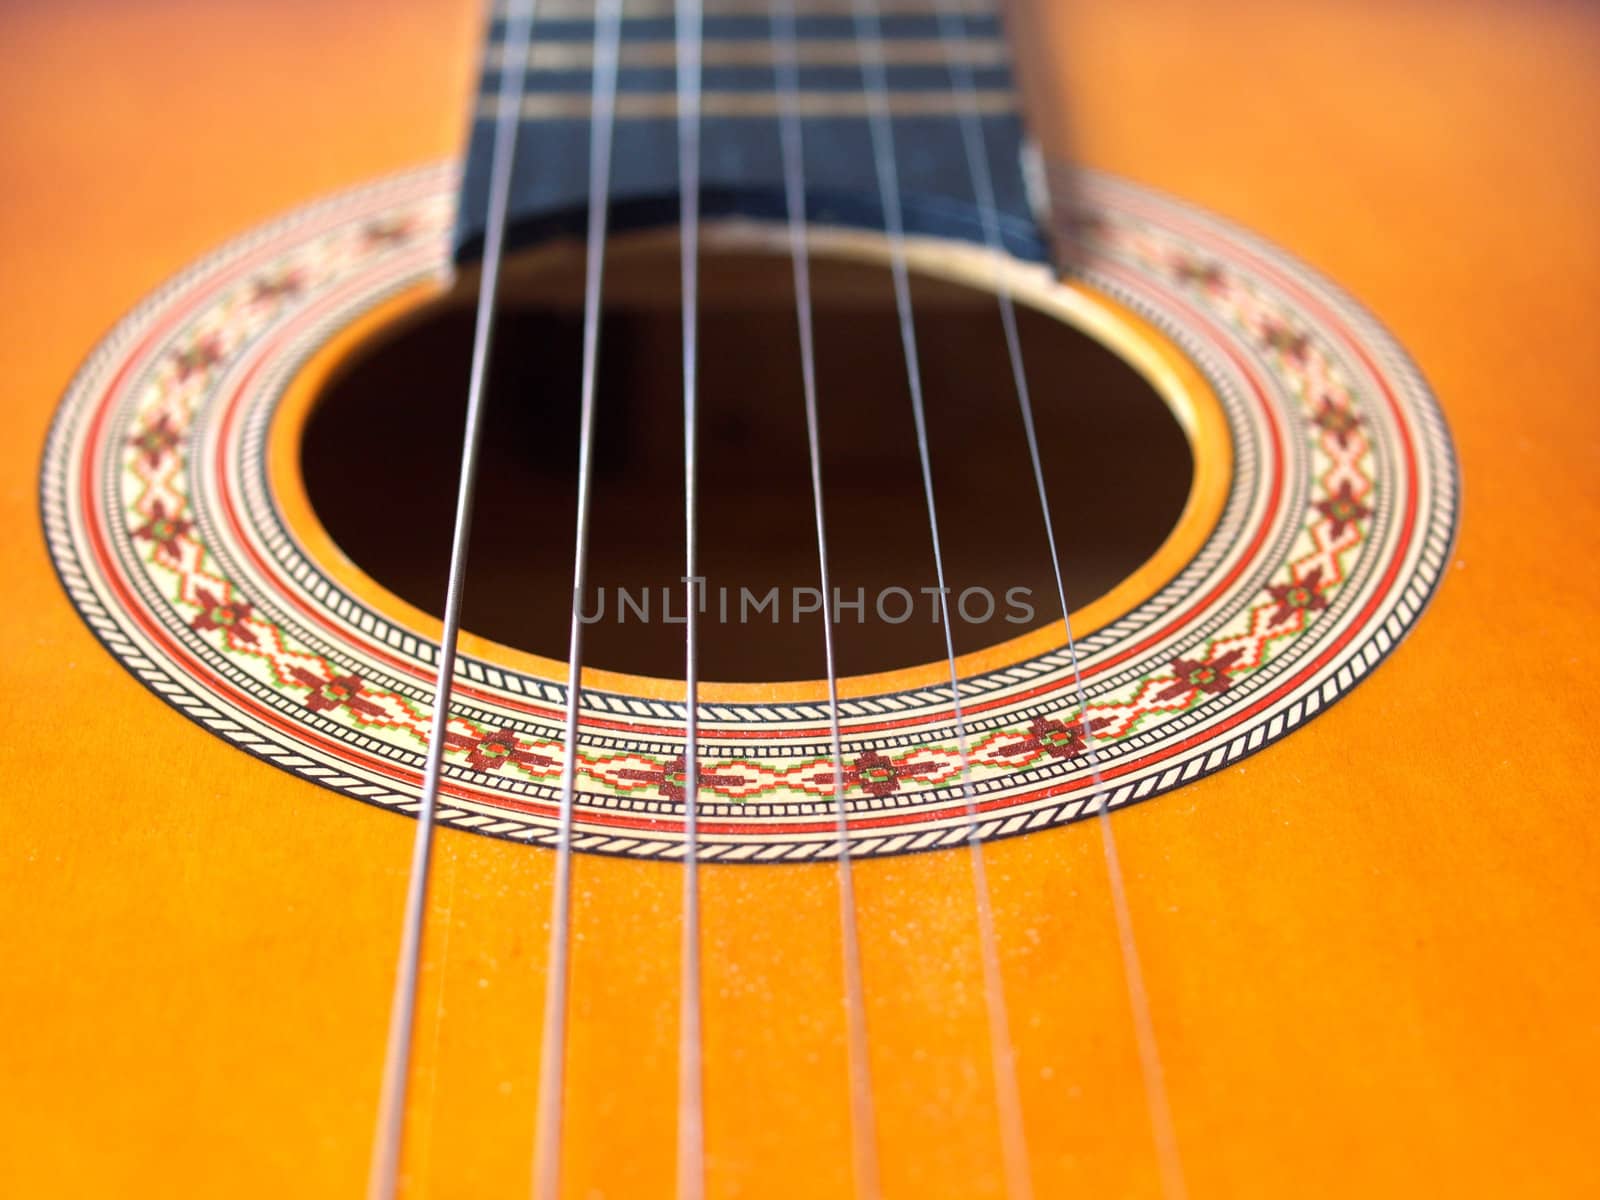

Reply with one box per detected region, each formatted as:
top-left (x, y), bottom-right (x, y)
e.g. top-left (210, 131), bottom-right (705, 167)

top-left (1101, 181), bottom-right (1423, 595)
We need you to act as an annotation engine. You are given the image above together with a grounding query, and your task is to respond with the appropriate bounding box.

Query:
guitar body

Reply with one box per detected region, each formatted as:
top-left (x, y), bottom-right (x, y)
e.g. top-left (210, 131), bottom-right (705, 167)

top-left (2, 1), bottom-right (1596, 1198)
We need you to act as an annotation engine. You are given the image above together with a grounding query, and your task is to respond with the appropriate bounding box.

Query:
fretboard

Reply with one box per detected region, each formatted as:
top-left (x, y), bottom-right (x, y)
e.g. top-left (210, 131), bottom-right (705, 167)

top-left (453, 0), bottom-right (1049, 265)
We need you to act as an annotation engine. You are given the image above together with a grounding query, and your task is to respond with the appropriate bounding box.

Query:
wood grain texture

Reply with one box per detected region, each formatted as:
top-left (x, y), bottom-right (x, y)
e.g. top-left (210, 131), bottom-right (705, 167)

top-left (0, 1), bottom-right (1596, 1197)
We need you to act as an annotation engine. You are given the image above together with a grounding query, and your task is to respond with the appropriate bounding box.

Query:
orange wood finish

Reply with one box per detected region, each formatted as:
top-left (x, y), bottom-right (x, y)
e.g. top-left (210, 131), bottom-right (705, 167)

top-left (1, 1), bottom-right (1596, 1197)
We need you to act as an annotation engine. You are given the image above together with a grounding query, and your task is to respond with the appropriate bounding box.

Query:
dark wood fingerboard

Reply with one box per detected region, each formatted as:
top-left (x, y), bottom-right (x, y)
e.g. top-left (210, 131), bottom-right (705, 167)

top-left (453, 0), bottom-right (1049, 264)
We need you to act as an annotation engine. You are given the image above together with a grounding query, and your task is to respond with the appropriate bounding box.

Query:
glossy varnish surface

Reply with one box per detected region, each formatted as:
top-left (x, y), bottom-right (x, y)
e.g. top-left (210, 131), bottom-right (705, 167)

top-left (1, 1), bottom-right (1596, 1196)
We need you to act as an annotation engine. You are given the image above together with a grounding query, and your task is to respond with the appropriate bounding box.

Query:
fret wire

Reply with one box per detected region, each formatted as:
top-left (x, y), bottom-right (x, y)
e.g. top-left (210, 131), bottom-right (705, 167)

top-left (499, 0), bottom-right (999, 17)
top-left (483, 37), bottom-right (1008, 69)
top-left (475, 91), bottom-right (1015, 119)
top-left (773, 1), bottom-right (883, 1196)
top-left (364, 2), bottom-right (539, 1199)
top-left (531, 2), bottom-right (626, 1197)
top-left (930, 3), bottom-right (1190, 1197)
top-left (851, 1), bottom-right (1034, 1197)
top-left (675, 0), bottom-right (707, 1198)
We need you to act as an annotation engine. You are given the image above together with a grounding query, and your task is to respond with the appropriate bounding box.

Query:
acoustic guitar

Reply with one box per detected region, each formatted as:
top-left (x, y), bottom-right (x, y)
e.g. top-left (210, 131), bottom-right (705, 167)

top-left (4, 0), bottom-right (1596, 1196)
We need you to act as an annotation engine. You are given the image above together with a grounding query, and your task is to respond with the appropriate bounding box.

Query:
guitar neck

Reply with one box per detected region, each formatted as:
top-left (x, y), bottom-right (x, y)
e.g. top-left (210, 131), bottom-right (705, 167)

top-left (453, 0), bottom-right (1050, 264)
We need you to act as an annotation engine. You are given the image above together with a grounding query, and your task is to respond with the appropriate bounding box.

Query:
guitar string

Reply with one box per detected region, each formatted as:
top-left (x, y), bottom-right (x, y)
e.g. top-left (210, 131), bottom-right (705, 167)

top-left (411, 849), bottom-right (461, 1199)
top-left (772, 1), bottom-right (883, 1195)
top-left (531, 1), bottom-right (625, 1196)
top-left (850, 2), bottom-right (1033, 1196)
top-left (929, 5), bottom-right (1189, 1196)
top-left (365, 1), bottom-right (537, 1196)
top-left (674, 0), bottom-right (707, 1197)
top-left (381, 11), bottom-right (1179, 1200)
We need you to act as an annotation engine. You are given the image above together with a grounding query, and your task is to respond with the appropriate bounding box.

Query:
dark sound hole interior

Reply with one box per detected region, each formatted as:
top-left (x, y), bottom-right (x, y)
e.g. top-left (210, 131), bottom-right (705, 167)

top-left (302, 244), bottom-right (1193, 682)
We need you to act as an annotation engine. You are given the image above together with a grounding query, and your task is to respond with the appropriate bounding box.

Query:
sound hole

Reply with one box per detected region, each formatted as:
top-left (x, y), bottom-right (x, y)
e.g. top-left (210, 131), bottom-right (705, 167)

top-left (302, 241), bottom-right (1193, 682)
